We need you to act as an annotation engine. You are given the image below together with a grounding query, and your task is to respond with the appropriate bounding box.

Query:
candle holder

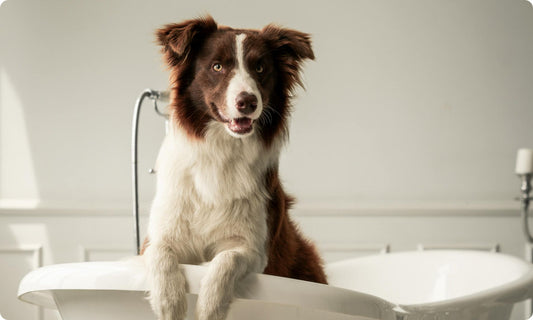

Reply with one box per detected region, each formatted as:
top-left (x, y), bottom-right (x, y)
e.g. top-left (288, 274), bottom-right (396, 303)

top-left (518, 173), bottom-right (533, 244)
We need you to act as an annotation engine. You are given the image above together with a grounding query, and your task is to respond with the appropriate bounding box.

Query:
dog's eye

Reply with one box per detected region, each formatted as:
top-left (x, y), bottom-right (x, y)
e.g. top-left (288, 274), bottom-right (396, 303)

top-left (255, 64), bottom-right (264, 74)
top-left (213, 63), bottom-right (223, 72)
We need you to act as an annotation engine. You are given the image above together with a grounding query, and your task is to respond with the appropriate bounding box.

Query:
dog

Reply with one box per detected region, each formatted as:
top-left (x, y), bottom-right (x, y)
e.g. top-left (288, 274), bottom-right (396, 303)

top-left (142, 16), bottom-right (327, 320)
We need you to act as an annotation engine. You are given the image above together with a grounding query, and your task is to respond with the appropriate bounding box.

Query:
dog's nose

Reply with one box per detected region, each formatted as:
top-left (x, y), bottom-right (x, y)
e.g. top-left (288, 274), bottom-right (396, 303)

top-left (235, 92), bottom-right (258, 115)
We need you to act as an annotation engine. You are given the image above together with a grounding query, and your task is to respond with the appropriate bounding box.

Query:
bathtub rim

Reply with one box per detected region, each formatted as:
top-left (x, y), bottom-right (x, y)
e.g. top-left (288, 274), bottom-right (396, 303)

top-left (326, 250), bottom-right (533, 314)
top-left (398, 266), bottom-right (533, 314)
top-left (18, 259), bottom-right (397, 320)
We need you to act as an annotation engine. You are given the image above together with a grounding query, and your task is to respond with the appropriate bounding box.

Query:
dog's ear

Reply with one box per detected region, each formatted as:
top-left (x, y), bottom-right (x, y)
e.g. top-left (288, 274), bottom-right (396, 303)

top-left (261, 25), bottom-right (314, 61)
top-left (156, 16), bottom-right (218, 66)
top-left (261, 25), bottom-right (314, 89)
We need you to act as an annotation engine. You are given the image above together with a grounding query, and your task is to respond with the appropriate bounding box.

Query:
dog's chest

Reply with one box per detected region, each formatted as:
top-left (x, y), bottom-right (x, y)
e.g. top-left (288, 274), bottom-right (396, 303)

top-left (164, 124), bottom-right (271, 201)
top-left (149, 124), bottom-right (277, 259)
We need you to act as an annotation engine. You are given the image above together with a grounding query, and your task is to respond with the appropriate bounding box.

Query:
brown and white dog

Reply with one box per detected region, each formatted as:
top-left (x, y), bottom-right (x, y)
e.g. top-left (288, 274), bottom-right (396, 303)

top-left (142, 16), bottom-right (326, 320)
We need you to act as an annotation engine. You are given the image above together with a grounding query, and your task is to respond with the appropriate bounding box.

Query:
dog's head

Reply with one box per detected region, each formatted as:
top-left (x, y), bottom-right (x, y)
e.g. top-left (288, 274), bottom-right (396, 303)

top-left (156, 16), bottom-right (314, 146)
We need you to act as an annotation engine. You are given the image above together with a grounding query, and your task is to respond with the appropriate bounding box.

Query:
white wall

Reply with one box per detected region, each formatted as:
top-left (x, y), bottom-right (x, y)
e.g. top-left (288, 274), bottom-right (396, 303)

top-left (1, 0), bottom-right (532, 208)
top-left (1, 1), bottom-right (533, 320)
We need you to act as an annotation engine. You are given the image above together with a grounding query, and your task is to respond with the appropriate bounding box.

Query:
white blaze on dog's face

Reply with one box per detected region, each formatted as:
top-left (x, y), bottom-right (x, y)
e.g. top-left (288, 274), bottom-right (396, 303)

top-left (222, 34), bottom-right (263, 137)
top-left (186, 30), bottom-right (276, 139)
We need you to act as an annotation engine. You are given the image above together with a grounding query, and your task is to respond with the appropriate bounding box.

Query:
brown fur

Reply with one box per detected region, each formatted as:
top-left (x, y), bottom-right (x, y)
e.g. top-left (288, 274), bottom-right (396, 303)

top-left (263, 168), bottom-right (327, 283)
top-left (142, 15), bottom-right (326, 285)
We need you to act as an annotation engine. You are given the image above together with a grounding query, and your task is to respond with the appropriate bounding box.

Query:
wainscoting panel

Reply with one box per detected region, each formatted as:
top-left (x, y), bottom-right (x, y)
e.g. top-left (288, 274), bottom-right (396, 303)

top-left (416, 243), bottom-right (501, 252)
top-left (79, 246), bottom-right (132, 262)
top-left (319, 243), bottom-right (390, 262)
top-left (0, 245), bottom-right (42, 320)
top-left (0, 202), bottom-right (529, 320)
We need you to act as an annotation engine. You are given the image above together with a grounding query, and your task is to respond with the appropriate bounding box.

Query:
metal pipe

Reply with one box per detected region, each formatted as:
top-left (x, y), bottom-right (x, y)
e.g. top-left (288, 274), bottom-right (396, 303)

top-left (131, 88), bottom-right (169, 255)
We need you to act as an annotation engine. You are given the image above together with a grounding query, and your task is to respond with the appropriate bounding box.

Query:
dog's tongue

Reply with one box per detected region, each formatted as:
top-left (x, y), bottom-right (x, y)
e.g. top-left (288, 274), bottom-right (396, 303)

top-left (229, 118), bottom-right (253, 133)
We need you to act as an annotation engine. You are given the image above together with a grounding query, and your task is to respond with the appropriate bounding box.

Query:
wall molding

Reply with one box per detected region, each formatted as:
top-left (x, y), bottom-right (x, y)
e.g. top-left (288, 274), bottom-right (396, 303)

top-left (0, 200), bottom-right (521, 217)
top-left (0, 245), bottom-right (43, 268)
top-left (320, 243), bottom-right (390, 255)
top-left (292, 201), bottom-right (520, 217)
top-left (417, 243), bottom-right (501, 252)
top-left (78, 246), bottom-right (132, 262)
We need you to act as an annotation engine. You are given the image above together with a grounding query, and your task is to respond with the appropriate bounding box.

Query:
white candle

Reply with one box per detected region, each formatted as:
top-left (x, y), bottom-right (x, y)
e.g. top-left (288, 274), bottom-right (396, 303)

top-left (516, 148), bottom-right (533, 175)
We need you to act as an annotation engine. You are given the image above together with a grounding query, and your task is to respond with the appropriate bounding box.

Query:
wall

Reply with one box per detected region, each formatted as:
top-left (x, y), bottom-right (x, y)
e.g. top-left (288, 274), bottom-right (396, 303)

top-left (1, 0), bottom-right (532, 207)
top-left (1, 0), bottom-right (533, 320)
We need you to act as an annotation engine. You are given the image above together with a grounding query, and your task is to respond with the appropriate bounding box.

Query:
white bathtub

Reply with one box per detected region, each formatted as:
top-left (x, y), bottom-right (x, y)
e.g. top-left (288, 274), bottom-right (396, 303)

top-left (17, 257), bottom-right (396, 320)
top-left (18, 251), bottom-right (533, 320)
top-left (326, 250), bottom-right (533, 320)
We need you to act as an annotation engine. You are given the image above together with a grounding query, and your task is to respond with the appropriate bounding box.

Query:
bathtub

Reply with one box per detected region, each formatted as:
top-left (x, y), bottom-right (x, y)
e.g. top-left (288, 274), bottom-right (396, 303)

top-left (18, 251), bottom-right (533, 320)
top-left (18, 257), bottom-right (397, 320)
top-left (326, 250), bottom-right (533, 320)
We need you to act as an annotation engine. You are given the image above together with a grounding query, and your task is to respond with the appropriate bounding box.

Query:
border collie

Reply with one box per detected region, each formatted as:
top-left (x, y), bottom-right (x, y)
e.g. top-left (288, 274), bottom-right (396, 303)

top-left (142, 16), bottom-right (326, 320)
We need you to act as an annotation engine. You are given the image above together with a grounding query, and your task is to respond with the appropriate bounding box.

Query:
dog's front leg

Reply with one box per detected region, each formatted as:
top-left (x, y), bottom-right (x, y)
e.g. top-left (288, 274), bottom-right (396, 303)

top-left (196, 247), bottom-right (263, 320)
top-left (146, 241), bottom-right (188, 320)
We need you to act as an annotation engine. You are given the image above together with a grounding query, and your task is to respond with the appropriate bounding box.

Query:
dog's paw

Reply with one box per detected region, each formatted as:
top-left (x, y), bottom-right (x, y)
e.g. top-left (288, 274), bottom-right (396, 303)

top-left (149, 293), bottom-right (187, 320)
top-left (147, 263), bottom-right (188, 320)
top-left (195, 269), bottom-right (234, 320)
top-left (145, 243), bottom-right (189, 320)
top-left (195, 300), bottom-right (230, 320)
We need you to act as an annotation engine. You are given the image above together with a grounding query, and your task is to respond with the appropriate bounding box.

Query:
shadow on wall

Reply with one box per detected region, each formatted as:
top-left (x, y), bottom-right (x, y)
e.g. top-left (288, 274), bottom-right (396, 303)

top-left (0, 68), bottom-right (40, 203)
top-left (0, 0), bottom-right (168, 208)
top-left (2, 0), bottom-right (533, 209)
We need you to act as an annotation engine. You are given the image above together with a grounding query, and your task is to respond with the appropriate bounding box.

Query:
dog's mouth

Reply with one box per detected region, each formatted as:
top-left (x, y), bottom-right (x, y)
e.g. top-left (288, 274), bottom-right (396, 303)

top-left (211, 103), bottom-right (255, 135)
top-left (227, 117), bottom-right (254, 134)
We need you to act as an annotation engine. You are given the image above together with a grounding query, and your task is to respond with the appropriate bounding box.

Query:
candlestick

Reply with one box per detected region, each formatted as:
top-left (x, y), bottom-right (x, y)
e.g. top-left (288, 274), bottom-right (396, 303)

top-left (516, 148), bottom-right (533, 175)
top-left (516, 149), bottom-right (533, 245)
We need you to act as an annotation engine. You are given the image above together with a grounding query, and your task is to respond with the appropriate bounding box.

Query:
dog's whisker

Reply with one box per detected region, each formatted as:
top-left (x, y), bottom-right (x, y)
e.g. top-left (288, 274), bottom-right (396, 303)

top-left (264, 104), bottom-right (282, 118)
top-left (260, 109), bottom-right (273, 125)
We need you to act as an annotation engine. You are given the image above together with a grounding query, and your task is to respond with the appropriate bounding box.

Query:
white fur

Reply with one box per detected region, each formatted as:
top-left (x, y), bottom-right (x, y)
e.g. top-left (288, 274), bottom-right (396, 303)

top-left (145, 120), bottom-right (281, 320)
top-left (224, 33), bottom-right (263, 139)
